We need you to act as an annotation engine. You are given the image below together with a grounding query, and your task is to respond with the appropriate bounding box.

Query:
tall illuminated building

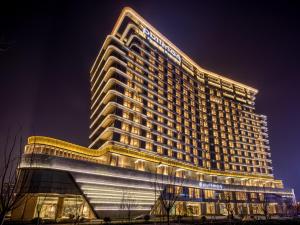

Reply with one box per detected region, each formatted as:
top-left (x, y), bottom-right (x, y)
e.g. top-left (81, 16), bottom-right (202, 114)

top-left (14, 7), bottom-right (295, 221)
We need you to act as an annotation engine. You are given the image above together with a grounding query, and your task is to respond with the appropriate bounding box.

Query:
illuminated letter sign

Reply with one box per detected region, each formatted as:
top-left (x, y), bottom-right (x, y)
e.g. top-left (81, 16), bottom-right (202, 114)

top-left (142, 27), bottom-right (181, 64)
top-left (199, 182), bottom-right (223, 190)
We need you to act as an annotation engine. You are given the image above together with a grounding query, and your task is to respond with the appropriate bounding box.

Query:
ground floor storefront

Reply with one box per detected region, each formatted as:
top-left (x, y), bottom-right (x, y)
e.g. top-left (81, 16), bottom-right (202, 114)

top-left (11, 194), bottom-right (95, 221)
top-left (173, 201), bottom-right (280, 217)
top-left (13, 145), bottom-right (295, 221)
top-left (10, 194), bottom-right (288, 222)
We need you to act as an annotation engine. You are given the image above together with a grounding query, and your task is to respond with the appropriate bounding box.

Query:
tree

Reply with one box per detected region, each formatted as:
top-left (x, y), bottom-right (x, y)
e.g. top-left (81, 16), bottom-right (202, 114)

top-left (284, 199), bottom-right (297, 218)
top-left (0, 131), bottom-right (34, 225)
top-left (34, 194), bottom-right (48, 225)
top-left (73, 195), bottom-right (85, 225)
top-left (154, 166), bottom-right (184, 225)
top-left (260, 188), bottom-right (270, 220)
top-left (65, 195), bottom-right (85, 225)
top-left (120, 188), bottom-right (138, 222)
top-left (223, 192), bottom-right (234, 221)
top-left (296, 202), bottom-right (300, 216)
top-left (237, 204), bottom-right (248, 221)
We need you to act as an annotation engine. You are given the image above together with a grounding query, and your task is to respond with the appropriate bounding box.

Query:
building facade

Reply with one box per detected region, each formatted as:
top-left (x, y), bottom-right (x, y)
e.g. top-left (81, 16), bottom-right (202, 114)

top-left (15, 7), bottom-right (295, 221)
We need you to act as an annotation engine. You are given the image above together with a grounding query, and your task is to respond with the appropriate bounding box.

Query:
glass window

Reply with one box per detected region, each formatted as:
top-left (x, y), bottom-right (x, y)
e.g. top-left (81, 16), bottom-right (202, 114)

top-left (204, 190), bottom-right (215, 199)
top-left (35, 196), bottom-right (59, 219)
top-left (61, 197), bottom-right (90, 219)
top-left (206, 202), bottom-right (215, 214)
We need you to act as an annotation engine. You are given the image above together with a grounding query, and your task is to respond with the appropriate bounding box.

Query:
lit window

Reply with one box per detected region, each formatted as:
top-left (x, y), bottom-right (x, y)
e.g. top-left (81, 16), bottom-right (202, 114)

top-left (130, 138), bottom-right (139, 147)
top-left (123, 111), bottom-right (130, 119)
top-left (121, 123), bottom-right (130, 132)
top-left (146, 142), bottom-right (152, 150)
top-left (124, 100), bottom-right (131, 108)
top-left (131, 126), bottom-right (140, 135)
top-left (120, 135), bottom-right (129, 144)
top-left (204, 190), bottom-right (215, 199)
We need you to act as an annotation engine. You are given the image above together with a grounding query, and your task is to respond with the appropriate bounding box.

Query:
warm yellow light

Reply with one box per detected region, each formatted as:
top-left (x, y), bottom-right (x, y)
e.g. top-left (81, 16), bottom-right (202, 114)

top-left (28, 136), bottom-right (276, 181)
top-left (109, 7), bottom-right (258, 94)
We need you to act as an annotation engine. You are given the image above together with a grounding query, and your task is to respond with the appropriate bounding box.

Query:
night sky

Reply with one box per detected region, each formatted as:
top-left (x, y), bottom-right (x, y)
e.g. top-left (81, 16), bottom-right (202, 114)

top-left (1, 1), bottom-right (299, 199)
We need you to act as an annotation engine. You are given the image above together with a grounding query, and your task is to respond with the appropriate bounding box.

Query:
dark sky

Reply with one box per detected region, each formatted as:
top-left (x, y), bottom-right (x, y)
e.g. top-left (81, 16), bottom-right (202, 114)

top-left (1, 0), bottom-right (299, 199)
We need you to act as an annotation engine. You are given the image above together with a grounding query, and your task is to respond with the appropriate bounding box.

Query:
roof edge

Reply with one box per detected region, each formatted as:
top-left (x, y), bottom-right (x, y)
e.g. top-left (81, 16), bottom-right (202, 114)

top-left (112, 7), bottom-right (258, 94)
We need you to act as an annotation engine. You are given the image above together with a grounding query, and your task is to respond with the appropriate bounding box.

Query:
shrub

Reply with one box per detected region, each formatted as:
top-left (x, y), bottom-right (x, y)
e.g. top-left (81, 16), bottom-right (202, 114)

top-left (176, 215), bottom-right (182, 222)
top-left (31, 217), bottom-right (43, 224)
top-left (103, 216), bottom-right (111, 223)
top-left (227, 214), bottom-right (234, 220)
top-left (144, 214), bottom-right (150, 221)
top-left (200, 215), bottom-right (207, 223)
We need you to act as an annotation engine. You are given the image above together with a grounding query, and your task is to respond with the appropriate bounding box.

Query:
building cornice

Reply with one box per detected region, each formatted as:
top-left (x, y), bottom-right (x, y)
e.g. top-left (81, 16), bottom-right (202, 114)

top-left (111, 7), bottom-right (258, 94)
top-left (28, 136), bottom-right (275, 181)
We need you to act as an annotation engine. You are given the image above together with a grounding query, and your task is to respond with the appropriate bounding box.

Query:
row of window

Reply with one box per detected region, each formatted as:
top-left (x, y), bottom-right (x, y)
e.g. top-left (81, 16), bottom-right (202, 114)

top-left (127, 41), bottom-right (255, 103)
top-left (121, 98), bottom-right (269, 156)
top-left (118, 132), bottom-right (270, 171)
top-left (126, 70), bottom-right (265, 137)
top-left (127, 59), bottom-right (254, 115)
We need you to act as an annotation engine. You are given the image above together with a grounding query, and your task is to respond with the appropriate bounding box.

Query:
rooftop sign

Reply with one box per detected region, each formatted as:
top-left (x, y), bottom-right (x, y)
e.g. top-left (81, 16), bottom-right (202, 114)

top-left (142, 27), bottom-right (181, 64)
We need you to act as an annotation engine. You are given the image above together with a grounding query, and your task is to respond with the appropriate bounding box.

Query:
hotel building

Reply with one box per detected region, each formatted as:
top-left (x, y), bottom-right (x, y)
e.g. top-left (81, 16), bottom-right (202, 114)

top-left (14, 7), bottom-right (295, 221)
